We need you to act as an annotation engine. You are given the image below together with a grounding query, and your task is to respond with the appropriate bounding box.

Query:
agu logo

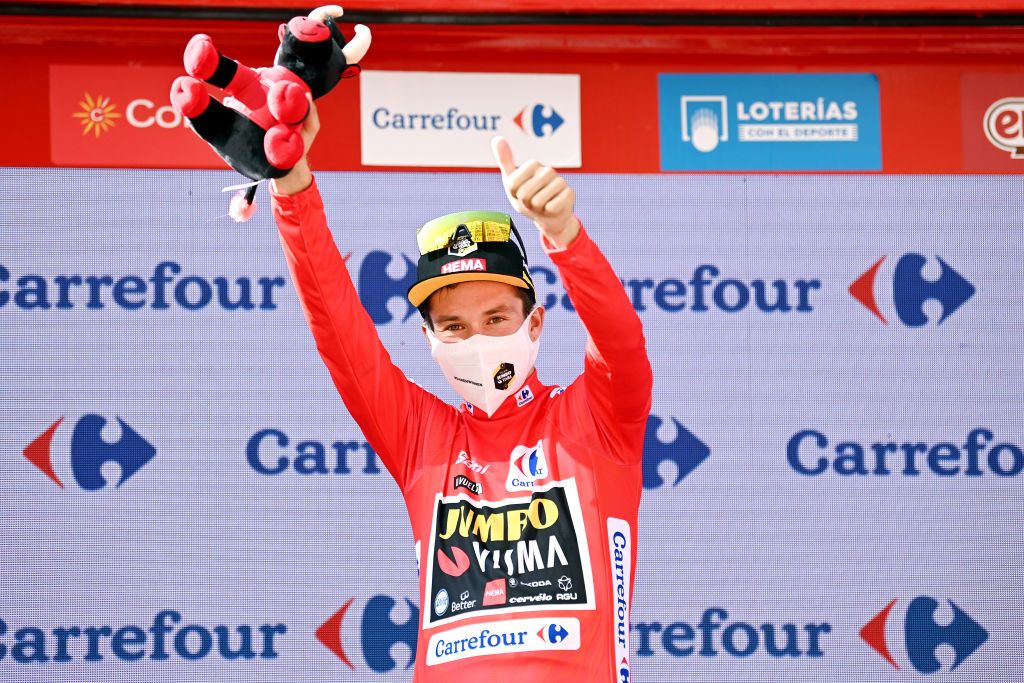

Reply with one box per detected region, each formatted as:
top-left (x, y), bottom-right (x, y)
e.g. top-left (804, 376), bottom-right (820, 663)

top-left (514, 104), bottom-right (565, 138)
top-left (849, 254), bottom-right (975, 327)
top-left (860, 596), bottom-right (989, 674)
top-left (316, 596), bottom-right (418, 673)
top-left (72, 92), bottom-right (121, 138)
top-left (642, 415), bottom-right (710, 489)
top-left (22, 415), bottom-right (156, 490)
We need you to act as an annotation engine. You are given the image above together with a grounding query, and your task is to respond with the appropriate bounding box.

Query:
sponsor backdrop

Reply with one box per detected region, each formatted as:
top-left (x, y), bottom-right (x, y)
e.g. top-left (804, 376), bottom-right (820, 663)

top-left (1, 165), bottom-right (1020, 681)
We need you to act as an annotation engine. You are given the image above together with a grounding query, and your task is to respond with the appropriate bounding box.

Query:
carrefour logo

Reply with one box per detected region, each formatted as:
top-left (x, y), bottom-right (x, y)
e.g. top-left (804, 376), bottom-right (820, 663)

top-left (860, 597), bottom-right (988, 674)
top-left (514, 104), bottom-right (565, 138)
top-left (21, 414), bottom-right (156, 490)
top-left (849, 254), bottom-right (975, 327)
top-left (317, 596), bottom-right (417, 673)
top-left (788, 428), bottom-right (1023, 478)
top-left (353, 250), bottom-right (822, 325)
top-left (0, 610), bottom-right (286, 664)
top-left (0, 262), bottom-right (286, 313)
top-left (642, 415), bottom-right (710, 489)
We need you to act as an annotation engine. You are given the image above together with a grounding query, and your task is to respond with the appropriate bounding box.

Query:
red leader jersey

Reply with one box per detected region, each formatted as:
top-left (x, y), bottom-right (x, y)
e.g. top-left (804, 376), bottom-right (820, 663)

top-left (272, 178), bottom-right (652, 682)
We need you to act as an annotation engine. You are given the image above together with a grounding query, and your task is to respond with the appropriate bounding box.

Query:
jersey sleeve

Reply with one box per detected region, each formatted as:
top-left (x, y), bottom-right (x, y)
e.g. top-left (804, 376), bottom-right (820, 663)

top-left (271, 177), bottom-right (449, 489)
top-left (545, 223), bottom-right (653, 464)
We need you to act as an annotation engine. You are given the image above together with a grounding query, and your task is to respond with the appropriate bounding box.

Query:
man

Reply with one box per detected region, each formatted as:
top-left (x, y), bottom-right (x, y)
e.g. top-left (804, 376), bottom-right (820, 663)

top-left (272, 94), bottom-right (652, 680)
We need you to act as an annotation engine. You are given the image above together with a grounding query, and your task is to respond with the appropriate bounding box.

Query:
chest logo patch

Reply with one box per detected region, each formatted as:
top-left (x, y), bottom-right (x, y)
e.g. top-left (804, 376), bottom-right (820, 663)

top-left (424, 478), bottom-right (595, 628)
top-left (506, 440), bottom-right (548, 492)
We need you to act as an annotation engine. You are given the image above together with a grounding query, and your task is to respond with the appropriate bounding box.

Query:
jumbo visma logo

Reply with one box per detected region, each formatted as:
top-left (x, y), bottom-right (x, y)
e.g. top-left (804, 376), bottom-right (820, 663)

top-left (849, 253), bottom-right (975, 327)
top-left (21, 415), bottom-right (156, 490)
top-left (860, 596), bottom-right (989, 674)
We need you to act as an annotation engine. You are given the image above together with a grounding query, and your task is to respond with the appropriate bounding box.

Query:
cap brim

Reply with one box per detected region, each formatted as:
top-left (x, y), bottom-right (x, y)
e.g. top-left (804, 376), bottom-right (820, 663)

top-left (407, 273), bottom-right (533, 307)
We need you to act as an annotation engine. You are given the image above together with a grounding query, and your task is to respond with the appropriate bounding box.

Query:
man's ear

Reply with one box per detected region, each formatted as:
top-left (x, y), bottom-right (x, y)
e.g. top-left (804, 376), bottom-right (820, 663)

top-left (528, 305), bottom-right (545, 342)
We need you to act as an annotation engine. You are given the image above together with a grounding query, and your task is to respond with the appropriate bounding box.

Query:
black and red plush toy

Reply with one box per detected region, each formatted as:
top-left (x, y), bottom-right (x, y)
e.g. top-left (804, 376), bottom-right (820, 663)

top-left (170, 5), bottom-right (370, 221)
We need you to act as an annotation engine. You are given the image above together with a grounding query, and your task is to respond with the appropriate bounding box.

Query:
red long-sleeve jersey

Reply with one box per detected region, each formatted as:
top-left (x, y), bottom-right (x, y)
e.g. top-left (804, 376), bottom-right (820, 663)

top-left (272, 178), bottom-right (653, 682)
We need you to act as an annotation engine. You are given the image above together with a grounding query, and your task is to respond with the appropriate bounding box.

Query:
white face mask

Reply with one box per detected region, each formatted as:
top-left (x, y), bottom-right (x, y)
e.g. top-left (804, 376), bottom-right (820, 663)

top-left (426, 310), bottom-right (541, 417)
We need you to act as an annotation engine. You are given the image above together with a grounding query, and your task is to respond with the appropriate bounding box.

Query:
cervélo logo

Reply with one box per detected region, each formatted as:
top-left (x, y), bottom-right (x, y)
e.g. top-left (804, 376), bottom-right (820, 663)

top-left (849, 254), bottom-right (975, 327)
top-left (860, 596), bottom-right (989, 674)
top-left (360, 70), bottom-right (581, 168)
top-left (21, 415), bottom-right (156, 490)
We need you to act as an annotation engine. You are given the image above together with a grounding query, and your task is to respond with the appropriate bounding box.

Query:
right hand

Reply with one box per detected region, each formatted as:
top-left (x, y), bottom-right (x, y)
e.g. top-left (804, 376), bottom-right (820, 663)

top-left (272, 93), bottom-right (320, 195)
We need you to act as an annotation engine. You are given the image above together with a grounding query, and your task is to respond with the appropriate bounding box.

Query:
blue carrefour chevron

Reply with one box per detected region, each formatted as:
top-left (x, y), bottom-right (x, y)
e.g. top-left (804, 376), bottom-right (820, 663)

top-left (642, 415), bottom-right (710, 489)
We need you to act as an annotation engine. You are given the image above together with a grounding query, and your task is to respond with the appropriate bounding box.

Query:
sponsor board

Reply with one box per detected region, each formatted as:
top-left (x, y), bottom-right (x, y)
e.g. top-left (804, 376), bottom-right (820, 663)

top-left (961, 72), bottom-right (1024, 171)
top-left (360, 71), bottom-right (581, 167)
top-left (49, 65), bottom-right (220, 167)
top-left (424, 478), bottom-right (595, 628)
top-left (658, 73), bottom-right (881, 170)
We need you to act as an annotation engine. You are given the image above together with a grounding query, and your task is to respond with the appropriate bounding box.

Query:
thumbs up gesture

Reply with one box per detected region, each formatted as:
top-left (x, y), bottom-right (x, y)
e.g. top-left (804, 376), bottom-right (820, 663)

top-left (492, 136), bottom-right (581, 248)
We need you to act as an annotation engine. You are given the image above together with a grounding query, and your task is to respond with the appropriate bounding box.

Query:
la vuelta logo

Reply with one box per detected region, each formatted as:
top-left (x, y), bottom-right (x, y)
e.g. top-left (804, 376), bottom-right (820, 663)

top-left (21, 414), bottom-right (156, 490)
top-left (316, 595), bottom-right (418, 673)
top-left (860, 596), bottom-right (989, 674)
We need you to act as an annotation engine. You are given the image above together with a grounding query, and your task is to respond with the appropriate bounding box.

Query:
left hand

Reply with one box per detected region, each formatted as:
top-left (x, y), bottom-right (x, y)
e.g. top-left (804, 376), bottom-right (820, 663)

top-left (492, 136), bottom-right (580, 248)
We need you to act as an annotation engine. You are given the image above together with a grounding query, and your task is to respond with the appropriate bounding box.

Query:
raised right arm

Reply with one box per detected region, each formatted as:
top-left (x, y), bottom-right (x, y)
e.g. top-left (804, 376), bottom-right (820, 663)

top-left (271, 166), bottom-right (446, 489)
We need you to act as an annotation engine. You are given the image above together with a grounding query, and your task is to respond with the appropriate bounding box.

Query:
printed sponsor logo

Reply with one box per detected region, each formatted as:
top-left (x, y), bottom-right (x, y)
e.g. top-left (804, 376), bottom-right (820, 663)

top-left (426, 618), bottom-right (580, 666)
top-left (355, 251), bottom-right (823, 325)
top-left (787, 428), bottom-right (1023, 477)
top-left (246, 429), bottom-right (382, 476)
top-left (983, 97), bottom-right (1024, 159)
top-left (440, 258), bottom-right (486, 275)
top-left (516, 385), bottom-right (535, 407)
top-left (317, 596), bottom-right (418, 673)
top-left (608, 518), bottom-right (632, 682)
top-left (72, 92), bottom-right (121, 138)
top-left (50, 65), bottom-right (218, 166)
top-left (860, 597), bottom-right (988, 673)
top-left (492, 362), bottom-right (515, 391)
top-left (21, 414), bottom-right (155, 490)
top-left (642, 415), bottom-right (710, 489)
top-left (455, 451), bottom-right (489, 475)
top-left (453, 475), bottom-right (482, 495)
top-left (360, 71), bottom-right (581, 168)
top-left (483, 579), bottom-right (507, 606)
top-left (0, 610), bottom-right (286, 664)
top-left (634, 608), bottom-right (831, 659)
top-left (659, 73), bottom-right (881, 170)
top-left (849, 254), bottom-right (975, 327)
top-left (434, 590), bottom-right (449, 616)
top-left (506, 440), bottom-right (548, 491)
top-left (0, 262), bottom-right (287, 313)
top-left (424, 479), bottom-right (595, 628)
top-left (962, 75), bottom-right (1024, 170)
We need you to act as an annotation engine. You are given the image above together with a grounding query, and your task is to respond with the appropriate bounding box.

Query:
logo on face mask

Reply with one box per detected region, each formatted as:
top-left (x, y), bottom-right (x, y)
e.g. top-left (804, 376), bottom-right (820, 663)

top-left (507, 441), bottom-right (548, 492)
top-left (493, 363), bottom-right (515, 391)
top-left (448, 225), bottom-right (478, 257)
